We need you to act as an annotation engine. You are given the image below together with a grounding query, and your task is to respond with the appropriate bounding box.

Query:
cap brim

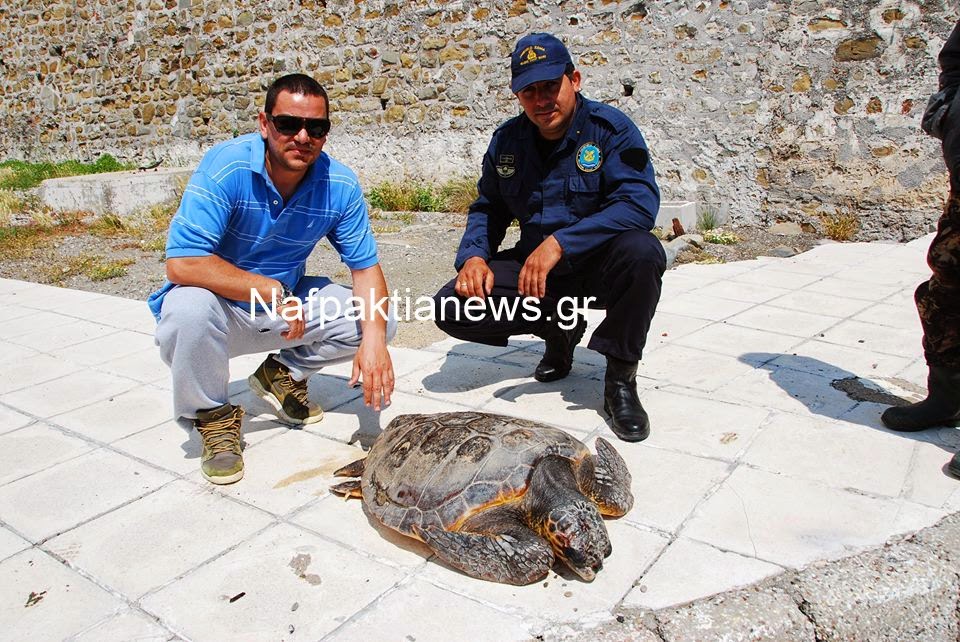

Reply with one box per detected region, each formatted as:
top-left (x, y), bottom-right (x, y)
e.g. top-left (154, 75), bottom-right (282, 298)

top-left (511, 62), bottom-right (569, 93)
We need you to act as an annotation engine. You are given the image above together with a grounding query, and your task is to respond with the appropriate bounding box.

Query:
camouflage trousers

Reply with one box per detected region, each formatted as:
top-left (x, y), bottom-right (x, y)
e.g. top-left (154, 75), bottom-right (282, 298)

top-left (917, 193), bottom-right (960, 368)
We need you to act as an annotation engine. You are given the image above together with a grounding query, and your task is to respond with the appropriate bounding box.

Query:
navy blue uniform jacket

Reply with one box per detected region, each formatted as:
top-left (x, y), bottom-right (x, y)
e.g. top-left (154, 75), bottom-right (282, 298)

top-left (455, 94), bottom-right (660, 275)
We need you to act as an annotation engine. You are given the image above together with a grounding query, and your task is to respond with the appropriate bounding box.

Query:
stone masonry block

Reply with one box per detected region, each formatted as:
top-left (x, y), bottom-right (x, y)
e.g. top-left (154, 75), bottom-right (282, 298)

top-left (791, 541), bottom-right (959, 642)
top-left (908, 511), bottom-right (960, 563)
top-left (656, 582), bottom-right (815, 642)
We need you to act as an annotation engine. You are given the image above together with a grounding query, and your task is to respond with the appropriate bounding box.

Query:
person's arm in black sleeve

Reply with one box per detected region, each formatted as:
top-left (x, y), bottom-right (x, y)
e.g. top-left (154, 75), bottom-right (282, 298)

top-left (939, 20), bottom-right (960, 90)
top-left (454, 144), bottom-right (513, 270)
top-left (923, 20), bottom-right (960, 139)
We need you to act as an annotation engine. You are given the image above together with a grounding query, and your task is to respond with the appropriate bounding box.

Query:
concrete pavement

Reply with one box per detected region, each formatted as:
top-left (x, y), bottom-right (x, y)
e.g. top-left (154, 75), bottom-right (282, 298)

top-left (0, 234), bottom-right (958, 641)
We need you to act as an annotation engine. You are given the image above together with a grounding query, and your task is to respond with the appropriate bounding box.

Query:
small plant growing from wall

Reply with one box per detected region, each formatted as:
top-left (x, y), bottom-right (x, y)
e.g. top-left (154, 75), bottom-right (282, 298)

top-left (696, 206), bottom-right (720, 231)
top-left (821, 204), bottom-right (860, 241)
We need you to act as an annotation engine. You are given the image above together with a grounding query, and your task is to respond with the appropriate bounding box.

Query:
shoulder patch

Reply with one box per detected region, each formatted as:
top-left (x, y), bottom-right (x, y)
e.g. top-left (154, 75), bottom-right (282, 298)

top-left (620, 148), bottom-right (649, 171)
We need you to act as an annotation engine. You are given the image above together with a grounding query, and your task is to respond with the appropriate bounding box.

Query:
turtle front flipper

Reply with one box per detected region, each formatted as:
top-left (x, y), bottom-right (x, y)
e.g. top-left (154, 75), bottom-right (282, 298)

top-left (576, 437), bottom-right (634, 516)
top-left (414, 522), bottom-right (554, 586)
top-left (330, 457), bottom-right (366, 499)
top-left (333, 458), bottom-right (366, 477)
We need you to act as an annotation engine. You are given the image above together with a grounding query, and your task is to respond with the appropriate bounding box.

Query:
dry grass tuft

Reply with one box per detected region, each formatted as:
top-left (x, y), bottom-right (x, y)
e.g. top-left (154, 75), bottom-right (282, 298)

top-left (821, 211), bottom-right (859, 241)
top-left (440, 177), bottom-right (479, 214)
top-left (43, 253), bottom-right (134, 284)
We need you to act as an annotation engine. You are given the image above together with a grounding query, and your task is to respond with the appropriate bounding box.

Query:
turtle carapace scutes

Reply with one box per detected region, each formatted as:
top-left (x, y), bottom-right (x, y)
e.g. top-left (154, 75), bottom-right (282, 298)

top-left (331, 411), bottom-right (634, 586)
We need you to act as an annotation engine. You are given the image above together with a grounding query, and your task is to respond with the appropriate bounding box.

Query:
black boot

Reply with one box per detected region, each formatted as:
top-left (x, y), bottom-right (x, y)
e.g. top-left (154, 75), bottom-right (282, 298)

top-left (534, 316), bottom-right (587, 383)
top-left (603, 356), bottom-right (650, 442)
top-left (949, 451), bottom-right (960, 479)
top-left (881, 366), bottom-right (960, 431)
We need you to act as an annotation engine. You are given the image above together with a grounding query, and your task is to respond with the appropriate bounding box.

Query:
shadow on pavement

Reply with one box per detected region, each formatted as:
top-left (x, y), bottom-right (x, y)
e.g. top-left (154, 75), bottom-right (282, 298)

top-left (740, 352), bottom-right (958, 455)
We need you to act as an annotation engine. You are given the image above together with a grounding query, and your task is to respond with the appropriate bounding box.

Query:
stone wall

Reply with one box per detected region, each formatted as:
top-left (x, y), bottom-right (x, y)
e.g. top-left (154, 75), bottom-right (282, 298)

top-left (1, 0), bottom-right (957, 238)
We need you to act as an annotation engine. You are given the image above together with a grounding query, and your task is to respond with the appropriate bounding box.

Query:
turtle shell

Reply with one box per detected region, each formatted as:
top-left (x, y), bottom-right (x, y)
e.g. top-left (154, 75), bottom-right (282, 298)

top-left (360, 411), bottom-right (590, 537)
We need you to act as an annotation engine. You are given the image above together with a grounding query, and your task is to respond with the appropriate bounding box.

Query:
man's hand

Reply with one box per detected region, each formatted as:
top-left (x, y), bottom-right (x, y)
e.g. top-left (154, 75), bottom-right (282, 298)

top-left (455, 256), bottom-right (495, 299)
top-left (276, 298), bottom-right (305, 341)
top-left (518, 235), bottom-right (563, 299)
top-left (349, 338), bottom-right (394, 411)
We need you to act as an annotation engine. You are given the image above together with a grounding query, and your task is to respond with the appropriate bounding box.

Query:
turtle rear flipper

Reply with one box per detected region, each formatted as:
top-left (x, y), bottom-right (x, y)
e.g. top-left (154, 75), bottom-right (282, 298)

top-left (330, 480), bottom-right (362, 499)
top-left (333, 457), bottom-right (366, 477)
top-left (576, 437), bottom-right (634, 516)
top-left (414, 523), bottom-right (553, 586)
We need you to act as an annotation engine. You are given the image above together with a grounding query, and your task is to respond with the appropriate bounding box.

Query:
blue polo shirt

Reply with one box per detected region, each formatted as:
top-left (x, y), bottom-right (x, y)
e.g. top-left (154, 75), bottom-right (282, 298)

top-left (147, 133), bottom-right (378, 320)
top-left (455, 95), bottom-right (660, 273)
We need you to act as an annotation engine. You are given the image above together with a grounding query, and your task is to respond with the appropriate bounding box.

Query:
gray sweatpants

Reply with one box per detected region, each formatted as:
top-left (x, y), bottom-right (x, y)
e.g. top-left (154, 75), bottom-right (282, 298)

top-left (155, 276), bottom-right (398, 423)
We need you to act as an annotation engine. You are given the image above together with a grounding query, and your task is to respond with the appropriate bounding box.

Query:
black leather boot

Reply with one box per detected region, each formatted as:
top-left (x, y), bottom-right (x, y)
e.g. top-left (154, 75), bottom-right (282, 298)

top-left (534, 316), bottom-right (587, 383)
top-left (949, 450), bottom-right (960, 479)
top-left (881, 366), bottom-right (960, 431)
top-left (603, 356), bottom-right (650, 442)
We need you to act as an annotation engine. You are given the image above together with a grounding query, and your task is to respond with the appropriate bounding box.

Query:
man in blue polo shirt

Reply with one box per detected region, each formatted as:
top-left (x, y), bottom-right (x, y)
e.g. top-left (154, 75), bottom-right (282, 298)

top-left (432, 33), bottom-right (666, 443)
top-left (149, 73), bottom-right (396, 485)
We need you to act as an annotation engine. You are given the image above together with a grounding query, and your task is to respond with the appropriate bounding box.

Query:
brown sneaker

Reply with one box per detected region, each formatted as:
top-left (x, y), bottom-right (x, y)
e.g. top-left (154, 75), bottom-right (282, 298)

top-left (248, 354), bottom-right (323, 425)
top-left (195, 403), bottom-right (244, 485)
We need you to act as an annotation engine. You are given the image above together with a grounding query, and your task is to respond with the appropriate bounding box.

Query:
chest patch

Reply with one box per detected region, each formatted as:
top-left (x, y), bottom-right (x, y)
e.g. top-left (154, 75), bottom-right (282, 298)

top-left (576, 143), bottom-right (603, 172)
top-left (496, 154), bottom-right (516, 178)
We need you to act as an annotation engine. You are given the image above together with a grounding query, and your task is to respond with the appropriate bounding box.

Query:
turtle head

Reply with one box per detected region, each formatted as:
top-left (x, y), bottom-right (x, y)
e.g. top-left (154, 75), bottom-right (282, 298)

top-left (543, 500), bottom-right (612, 582)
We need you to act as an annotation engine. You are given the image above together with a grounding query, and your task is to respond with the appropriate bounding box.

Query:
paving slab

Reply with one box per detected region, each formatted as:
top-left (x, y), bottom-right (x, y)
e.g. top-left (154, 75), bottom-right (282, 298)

top-left (0, 549), bottom-right (128, 640)
top-left (140, 523), bottom-right (405, 640)
top-left (1, 235), bottom-right (958, 640)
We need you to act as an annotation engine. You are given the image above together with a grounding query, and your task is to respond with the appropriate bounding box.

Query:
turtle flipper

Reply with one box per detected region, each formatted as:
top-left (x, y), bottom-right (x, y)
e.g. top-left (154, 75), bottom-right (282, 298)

top-left (414, 524), bottom-right (554, 586)
top-left (577, 437), bottom-right (634, 516)
top-left (333, 458), bottom-right (366, 477)
top-left (329, 480), bottom-right (362, 499)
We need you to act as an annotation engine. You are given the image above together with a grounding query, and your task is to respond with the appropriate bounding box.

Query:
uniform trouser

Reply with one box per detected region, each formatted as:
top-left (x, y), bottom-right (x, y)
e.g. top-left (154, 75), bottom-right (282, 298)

top-left (916, 97), bottom-right (960, 369)
top-left (155, 276), bottom-right (398, 423)
top-left (917, 193), bottom-right (960, 368)
top-left (432, 230), bottom-right (666, 363)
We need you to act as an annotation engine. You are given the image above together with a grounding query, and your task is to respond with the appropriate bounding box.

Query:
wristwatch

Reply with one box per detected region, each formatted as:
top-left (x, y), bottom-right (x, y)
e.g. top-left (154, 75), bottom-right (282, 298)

top-left (274, 283), bottom-right (295, 307)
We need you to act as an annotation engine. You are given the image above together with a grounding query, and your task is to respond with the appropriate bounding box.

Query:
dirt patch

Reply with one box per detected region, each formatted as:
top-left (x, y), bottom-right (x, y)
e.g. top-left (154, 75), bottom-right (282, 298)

top-left (673, 225), bottom-right (826, 265)
top-left (0, 216), bottom-right (827, 348)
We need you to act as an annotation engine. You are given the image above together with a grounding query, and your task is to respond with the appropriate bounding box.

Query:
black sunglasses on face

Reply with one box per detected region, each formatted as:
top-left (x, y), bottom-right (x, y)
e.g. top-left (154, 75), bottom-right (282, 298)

top-left (266, 113), bottom-right (331, 138)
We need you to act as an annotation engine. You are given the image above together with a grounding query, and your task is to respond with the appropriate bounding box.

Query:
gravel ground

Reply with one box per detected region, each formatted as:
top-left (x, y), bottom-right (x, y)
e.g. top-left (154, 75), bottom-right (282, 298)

top-left (0, 214), bottom-right (824, 348)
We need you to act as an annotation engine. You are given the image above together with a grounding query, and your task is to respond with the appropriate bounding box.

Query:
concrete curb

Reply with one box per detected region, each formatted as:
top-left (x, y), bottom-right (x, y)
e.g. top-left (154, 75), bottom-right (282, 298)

top-left (549, 511), bottom-right (960, 641)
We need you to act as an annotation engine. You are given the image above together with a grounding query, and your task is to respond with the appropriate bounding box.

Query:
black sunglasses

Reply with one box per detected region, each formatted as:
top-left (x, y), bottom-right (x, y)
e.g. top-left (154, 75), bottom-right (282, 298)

top-left (266, 113), bottom-right (331, 138)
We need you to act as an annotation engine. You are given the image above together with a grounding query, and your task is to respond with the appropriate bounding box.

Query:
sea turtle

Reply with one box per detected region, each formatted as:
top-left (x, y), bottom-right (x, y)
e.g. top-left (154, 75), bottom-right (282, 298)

top-left (331, 411), bottom-right (634, 585)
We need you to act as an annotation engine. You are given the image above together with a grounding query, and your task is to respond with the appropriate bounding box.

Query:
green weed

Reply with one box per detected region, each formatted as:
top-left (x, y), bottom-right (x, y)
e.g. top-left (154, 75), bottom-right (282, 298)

top-left (88, 213), bottom-right (128, 237)
top-left (88, 258), bottom-right (134, 281)
top-left (141, 235), bottom-right (167, 253)
top-left (703, 230), bottom-right (741, 245)
top-left (0, 190), bottom-right (23, 226)
top-left (697, 207), bottom-right (720, 231)
top-left (44, 254), bottom-right (134, 283)
top-left (0, 155), bottom-right (133, 190)
top-left (0, 226), bottom-right (45, 260)
top-left (367, 181), bottom-right (446, 212)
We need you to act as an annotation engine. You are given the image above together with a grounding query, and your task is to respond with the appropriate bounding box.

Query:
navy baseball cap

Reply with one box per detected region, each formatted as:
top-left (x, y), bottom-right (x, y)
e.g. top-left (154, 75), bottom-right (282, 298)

top-left (510, 33), bottom-right (573, 93)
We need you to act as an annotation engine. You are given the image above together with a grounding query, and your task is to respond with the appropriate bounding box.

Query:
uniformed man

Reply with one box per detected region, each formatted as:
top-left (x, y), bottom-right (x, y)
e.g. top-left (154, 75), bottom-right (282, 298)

top-left (432, 33), bottom-right (666, 442)
top-left (882, 21), bottom-right (960, 478)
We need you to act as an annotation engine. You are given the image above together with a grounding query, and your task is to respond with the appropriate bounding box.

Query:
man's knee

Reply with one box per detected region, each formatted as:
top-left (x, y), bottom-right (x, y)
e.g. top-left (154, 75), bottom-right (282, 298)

top-left (607, 229), bottom-right (666, 273)
top-left (155, 287), bottom-right (227, 364)
top-left (431, 282), bottom-right (463, 333)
